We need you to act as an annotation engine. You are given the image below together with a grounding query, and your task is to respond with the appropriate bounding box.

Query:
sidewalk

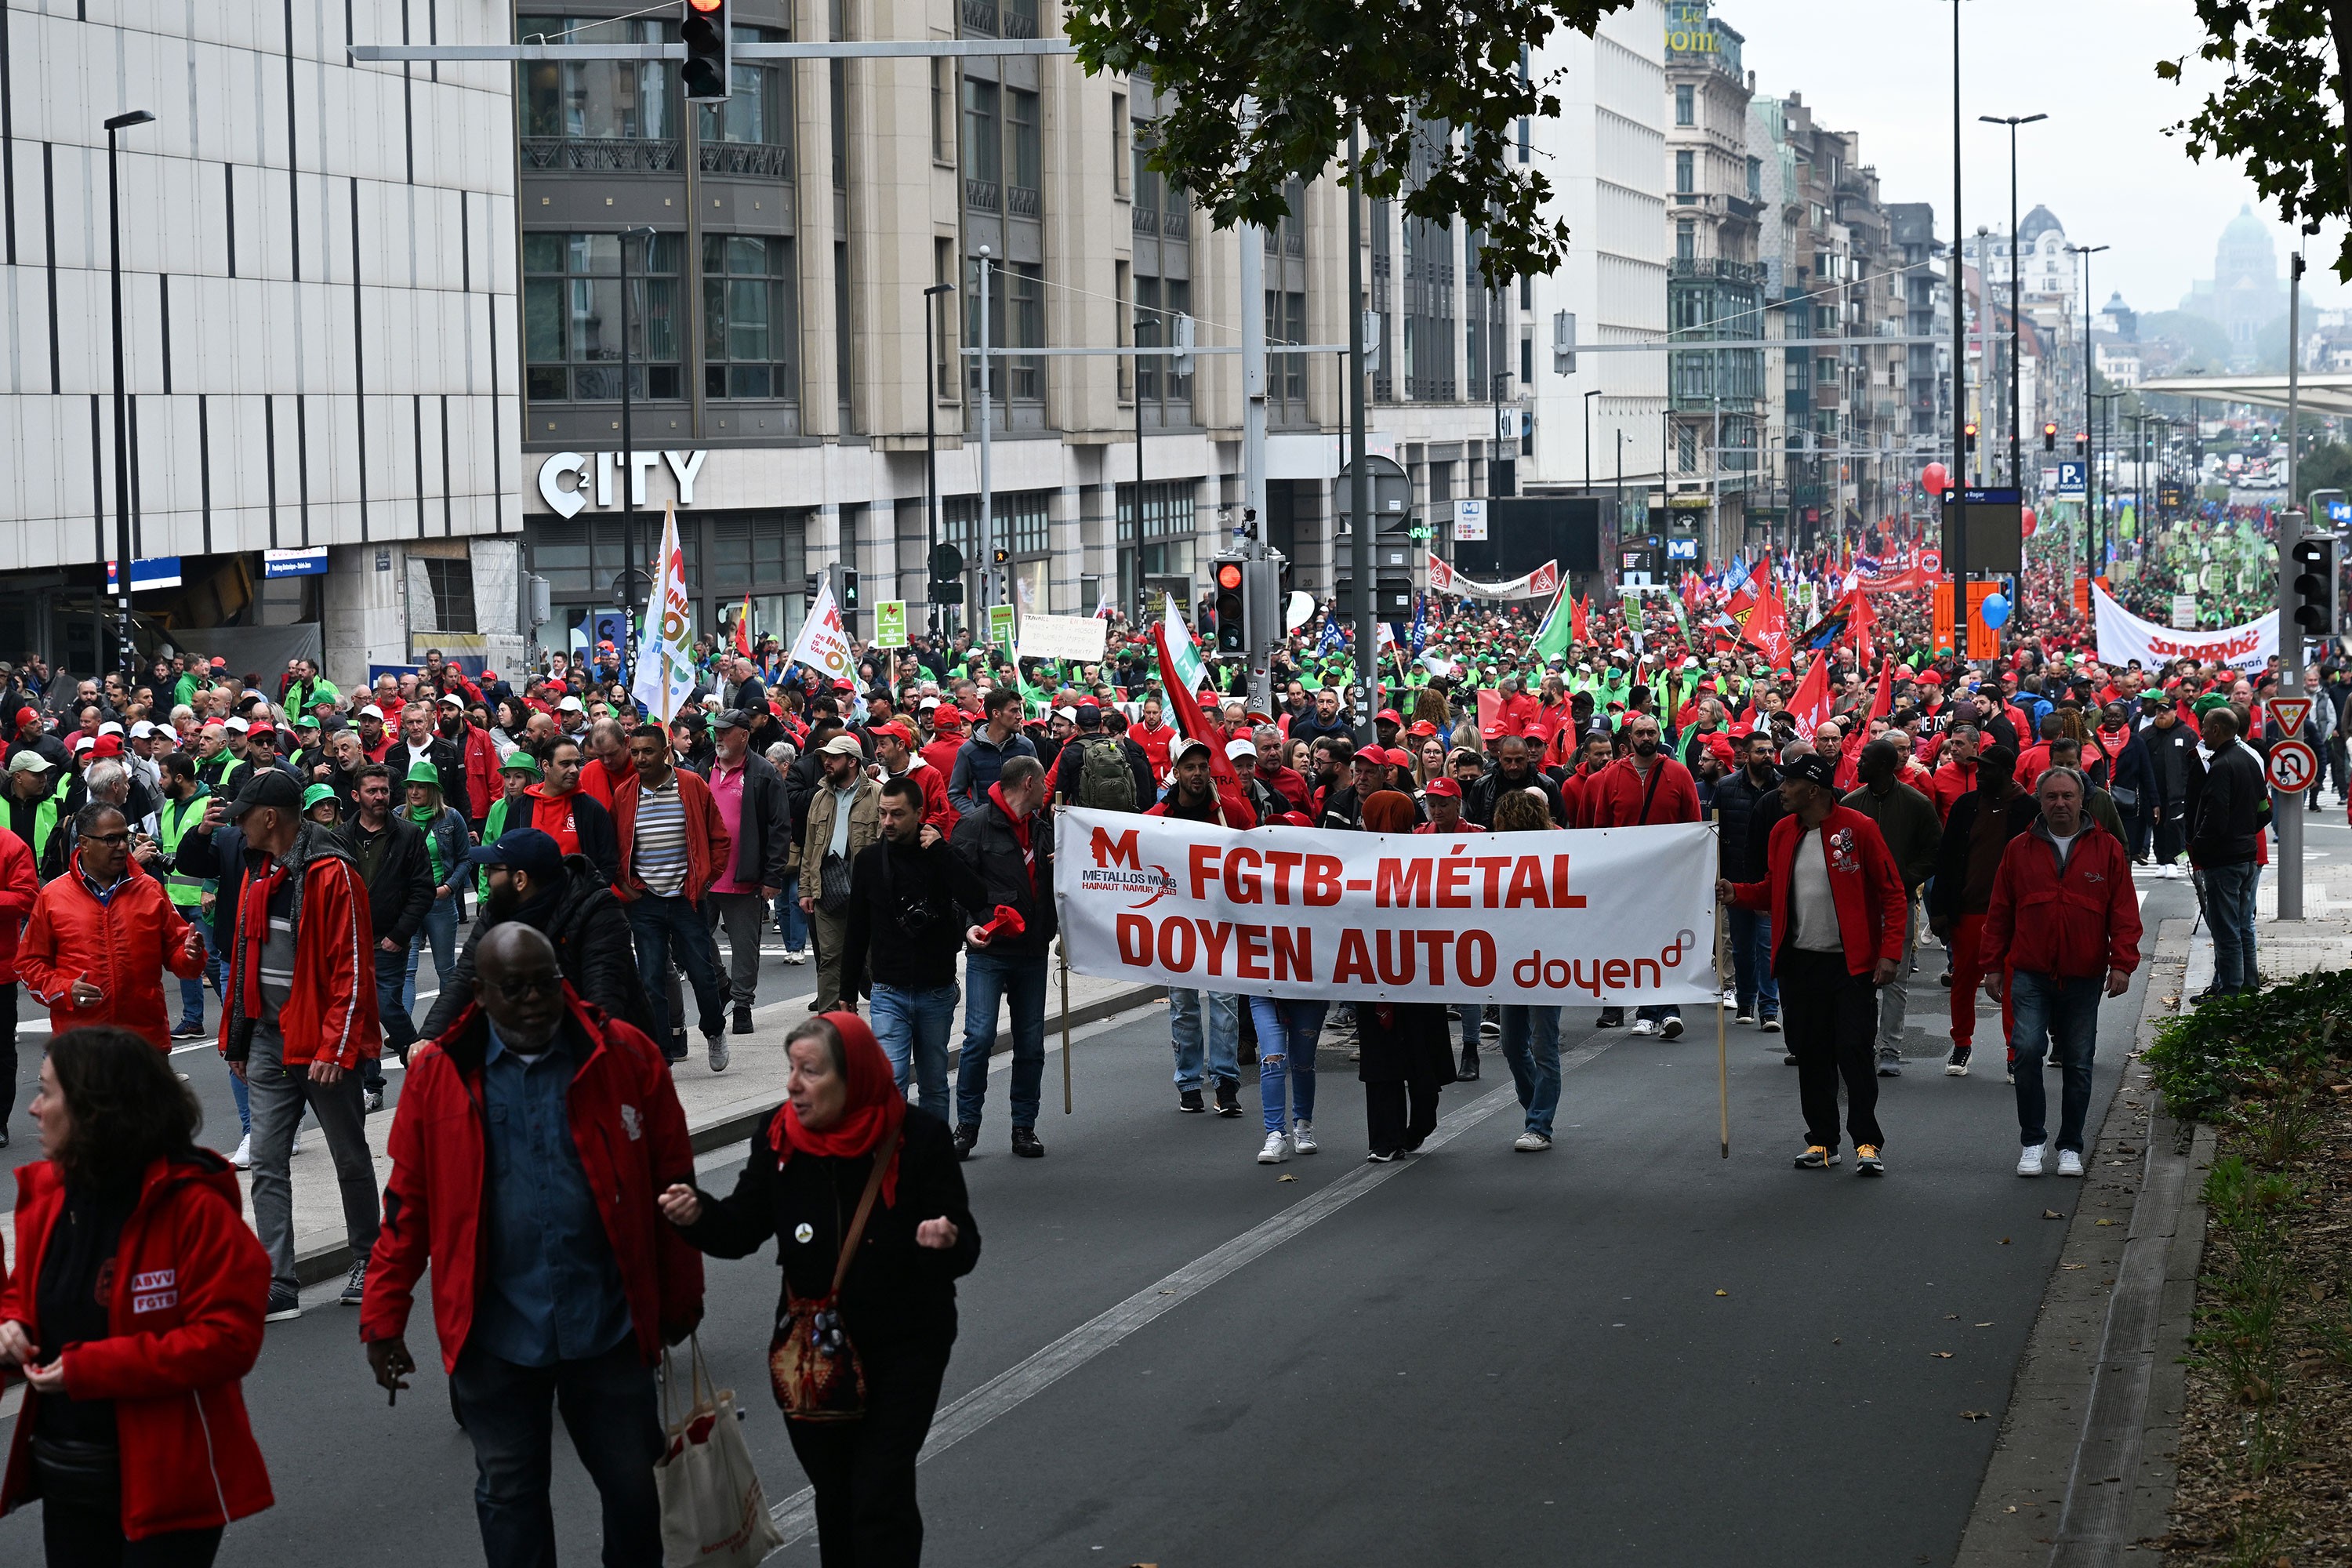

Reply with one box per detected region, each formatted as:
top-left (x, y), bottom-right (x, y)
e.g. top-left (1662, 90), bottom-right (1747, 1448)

top-left (0, 960), bottom-right (1165, 1288)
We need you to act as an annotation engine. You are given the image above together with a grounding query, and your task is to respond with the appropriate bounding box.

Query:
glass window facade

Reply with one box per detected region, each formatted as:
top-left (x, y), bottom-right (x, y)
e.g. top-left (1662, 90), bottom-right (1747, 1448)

top-left (523, 231), bottom-right (684, 402)
top-left (702, 234), bottom-right (798, 401)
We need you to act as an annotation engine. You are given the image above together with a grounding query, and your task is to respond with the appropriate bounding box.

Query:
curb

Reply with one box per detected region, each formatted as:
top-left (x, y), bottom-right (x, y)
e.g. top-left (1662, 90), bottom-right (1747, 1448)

top-left (289, 980), bottom-right (1167, 1288)
top-left (1953, 916), bottom-right (2214, 1566)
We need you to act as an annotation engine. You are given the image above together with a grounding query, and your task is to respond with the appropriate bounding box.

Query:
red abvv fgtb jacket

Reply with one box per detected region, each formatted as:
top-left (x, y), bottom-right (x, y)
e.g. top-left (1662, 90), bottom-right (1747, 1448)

top-left (1977, 821), bottom-right (2143, 981)
top-left (1585, 754), bottom-right (1702, 827)
top-left (1728, 804), bottom-right (1907, 978)
top-left (610, 765), bottom-right (731, 902)
top-left (361, 991), bottom-right (706, 1372)
top-left (2, 1154), bottom-right (274, 1539)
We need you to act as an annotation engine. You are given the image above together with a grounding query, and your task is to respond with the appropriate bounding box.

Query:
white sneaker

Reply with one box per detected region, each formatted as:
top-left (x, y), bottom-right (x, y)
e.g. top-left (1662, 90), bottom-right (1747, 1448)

top-left (1629, 1018), bottom-right (1657, 1037)
top-left (1661, 1015), bottom-right (1684, 1040)
top-left (782, 948), bottom-right (810, 964)
top-left (1513, 1131), bottom-right (1552, 1152)
top-left (290, 1130), bottom-right (305, 1156)
top-left (1291, 1120), bottom-right (1318, 1155)
top-left (1257, 1131), bottom-right (1290, 1164)
top-left (2016, 1143), bottom-right (2045, 1178)
top-left (2056, 1149), bottom-right (2085, 1178)
top-left (230, 1134), bottom-right (252, 1170)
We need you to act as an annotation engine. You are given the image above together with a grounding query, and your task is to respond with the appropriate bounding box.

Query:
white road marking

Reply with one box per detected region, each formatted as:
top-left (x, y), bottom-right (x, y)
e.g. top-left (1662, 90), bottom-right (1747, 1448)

top-left (761, 1032), bottom-right (1617, 1552)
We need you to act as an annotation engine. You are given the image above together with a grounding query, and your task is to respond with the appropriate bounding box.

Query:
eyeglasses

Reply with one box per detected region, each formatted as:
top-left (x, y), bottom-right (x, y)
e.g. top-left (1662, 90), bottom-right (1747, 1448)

top-left (488, 975), bottom-right (561, 1002)
top-left (80, 831), bottom-right (130, 844)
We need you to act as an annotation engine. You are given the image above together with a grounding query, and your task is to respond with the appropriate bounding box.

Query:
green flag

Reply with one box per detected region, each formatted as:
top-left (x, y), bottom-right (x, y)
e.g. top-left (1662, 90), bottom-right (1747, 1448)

top-left (1530, 583), bottom-right (1573, 663)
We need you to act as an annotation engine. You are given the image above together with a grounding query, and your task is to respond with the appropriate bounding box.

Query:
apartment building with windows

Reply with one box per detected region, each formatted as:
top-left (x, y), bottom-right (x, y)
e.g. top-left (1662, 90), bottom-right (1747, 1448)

top-left (1522, 0), bottom-right (1669, 540)
top-left (0, 2), bottom-right (526, 684)
top-left (513, 0), bottom-right (1510, 660)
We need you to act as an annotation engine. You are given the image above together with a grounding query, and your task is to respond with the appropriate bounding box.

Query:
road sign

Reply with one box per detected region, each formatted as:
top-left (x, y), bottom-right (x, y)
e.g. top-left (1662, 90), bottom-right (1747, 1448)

top-left (2270, 696), bottom-right (2312, 736)
top-left (987, 602), bottom-right (1016, 652)
top-left (872, 601), bottom-right (907, 647)
top-left (2056, 460), bottom-right (2086, 497)
top-left (2266, 739), bottom-right (2318, 793)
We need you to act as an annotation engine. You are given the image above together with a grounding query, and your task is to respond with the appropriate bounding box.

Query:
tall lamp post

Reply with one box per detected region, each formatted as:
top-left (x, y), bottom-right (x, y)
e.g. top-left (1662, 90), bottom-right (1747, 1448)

top-left (922, 281), bottom-right (956, 636)
top-left (104, 108), bottom-right (155, 678)
top-left (1583, 387), bottom-right (1602, 498)
top-left (615, 223), bottom-right (657, 688)
top-left (1980, 113), bottom-right (2045, 488)
top-left (2065, 241), bottom-right (2108, 593)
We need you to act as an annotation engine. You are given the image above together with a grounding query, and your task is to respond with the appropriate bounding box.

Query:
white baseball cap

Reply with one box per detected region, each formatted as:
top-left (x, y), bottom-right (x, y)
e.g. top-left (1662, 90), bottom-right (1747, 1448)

top-left (557, 695), bottom-right (585, 712)
top-left (359, 705), bottom-right (386, 720)
top-left (1225, 737), bottom-right (1256, 760)
top-left (129, 720), bottom-right (155, 739)
top-left (97, 720), bottom-right (125, 736)
top-left (223, 716), bottom-right (249, 734)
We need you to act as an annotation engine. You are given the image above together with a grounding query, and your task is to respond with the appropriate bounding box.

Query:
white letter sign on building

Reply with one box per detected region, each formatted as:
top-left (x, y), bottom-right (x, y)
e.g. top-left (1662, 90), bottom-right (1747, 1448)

top-left (536, 451), bottom-right (710, 518)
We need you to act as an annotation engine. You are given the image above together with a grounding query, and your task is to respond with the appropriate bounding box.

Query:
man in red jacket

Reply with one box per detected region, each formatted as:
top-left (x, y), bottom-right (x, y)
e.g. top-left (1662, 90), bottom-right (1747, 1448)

top-left (364, 924), bottom-right (702, 1568)
top-left (218, 769), bottom-right (383, 1319)
top-left (1588, 713), bottom-right (1702, 1036)
top-left (1977, 765), bottom-right (2143, 1178)
top-left (612, 722), bottom-right (733, 1066)
top-left (16, 803), bottom-right (208, 1051)
top-left (1720, 752), bottom-right (1906, 1175)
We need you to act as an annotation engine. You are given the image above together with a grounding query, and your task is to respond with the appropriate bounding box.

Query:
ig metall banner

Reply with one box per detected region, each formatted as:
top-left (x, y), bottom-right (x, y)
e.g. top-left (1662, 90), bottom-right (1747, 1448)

top-left (1054, 810), bottom-right (1719, 1006)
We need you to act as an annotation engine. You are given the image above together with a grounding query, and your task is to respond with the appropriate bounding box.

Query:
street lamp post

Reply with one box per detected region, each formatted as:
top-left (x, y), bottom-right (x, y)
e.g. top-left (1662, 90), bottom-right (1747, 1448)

top-left (922, 281), bottom-right (956, 636)
top-left (2066, 242), bottom-right (2108, 593)
top-left (1583, 387), bottom-right (1602, 499)
top-left (615, 223), bottom-right (657, 686)
top-left (1980, 113), bottom-right (2045, 490)
top-left (103, 109), bottom-right (155, 679)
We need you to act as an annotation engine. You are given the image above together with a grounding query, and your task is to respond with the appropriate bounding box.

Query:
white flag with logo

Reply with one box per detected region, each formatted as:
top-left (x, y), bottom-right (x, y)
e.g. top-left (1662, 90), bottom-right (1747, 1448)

top-left (630, 505), bottom-right (698, 724)
top-left (1162, 600), bottom-right (1207, 692)
top-left (789, 580), bottom-right (858, 684)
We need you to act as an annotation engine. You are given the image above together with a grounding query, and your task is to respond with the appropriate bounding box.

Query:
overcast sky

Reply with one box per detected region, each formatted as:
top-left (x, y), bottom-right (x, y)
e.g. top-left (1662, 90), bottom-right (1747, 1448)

top-left (1718, 0), bottom-right (2350, 314)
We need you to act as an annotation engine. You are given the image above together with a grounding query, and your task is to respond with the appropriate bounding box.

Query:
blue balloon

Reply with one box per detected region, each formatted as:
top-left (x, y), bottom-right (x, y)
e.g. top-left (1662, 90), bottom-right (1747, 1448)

top-left (1980, 592), bottom-right (2010, 630)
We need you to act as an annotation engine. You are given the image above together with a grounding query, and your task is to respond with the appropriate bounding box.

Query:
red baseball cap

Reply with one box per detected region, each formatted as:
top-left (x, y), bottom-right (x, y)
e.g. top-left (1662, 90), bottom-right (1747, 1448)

top-left (1423, 775), bottom-right (1462, 799)
top-left (1377, 709), bottom-right (1403, 725)
top-left (1407, 719), bottom-right (1438, 738)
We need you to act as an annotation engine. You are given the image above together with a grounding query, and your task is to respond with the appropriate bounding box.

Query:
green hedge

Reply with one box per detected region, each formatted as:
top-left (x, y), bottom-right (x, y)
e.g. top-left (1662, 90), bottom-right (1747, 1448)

top-left (2144, 967), bottom-right (2351, 1121)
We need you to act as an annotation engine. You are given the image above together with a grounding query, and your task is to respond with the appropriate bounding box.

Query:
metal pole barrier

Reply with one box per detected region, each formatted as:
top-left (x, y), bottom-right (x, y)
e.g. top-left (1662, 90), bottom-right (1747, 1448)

top-left (1715, 810), bottom-right (1730, 1160)
top-left (1060, 946), bottom-right (1073, 1114)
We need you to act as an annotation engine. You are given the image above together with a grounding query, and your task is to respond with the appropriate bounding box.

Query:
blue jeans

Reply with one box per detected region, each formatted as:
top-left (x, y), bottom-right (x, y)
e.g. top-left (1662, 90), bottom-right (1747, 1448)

top-left (403, 894), bottom-right (459, 1014)
top-left (1727, 907), bottom-right (1779, 1016)
top-left (2009, 971), bottom-right (2102, 1151)
top-left (370, 944), bottom-right (415, 1091)
top-left (2202, 859), bottom-right (2259, 993)
top-left (954, 949), bottom-right (1048, 1131)
top-left (872, 982), bottom-right (957, 1116)
top-left (625, 894), bottom-right (728, 1049)
top-left (1497, 1004), bottom-right (1563, 1137)
top-left (448, 1337), bottom-right (662, 1568)
top-left (775, 873), bottom-right (808, 952)
top-left (1247, 997), bottom-right (1328, 1133)
top-left (174, 913), bottom-right (210, 1029)
top-left (1459, 1004), bottom-right (1484, 1058)
top-left (1167, 988), bottom-right (1241, 1091)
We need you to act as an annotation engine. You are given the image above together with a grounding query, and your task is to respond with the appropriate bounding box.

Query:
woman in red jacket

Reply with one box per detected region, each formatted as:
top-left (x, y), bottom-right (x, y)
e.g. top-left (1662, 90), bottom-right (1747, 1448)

top-left (1719, 751), bottom-right (1907, 1176)
top-left (0, 1026), bottom-right (273, 1564)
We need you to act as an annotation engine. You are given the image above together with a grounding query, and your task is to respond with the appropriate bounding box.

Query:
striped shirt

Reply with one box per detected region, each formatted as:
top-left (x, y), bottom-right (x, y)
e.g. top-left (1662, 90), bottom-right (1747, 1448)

top-left (631, 776), bottom-right (692, 898)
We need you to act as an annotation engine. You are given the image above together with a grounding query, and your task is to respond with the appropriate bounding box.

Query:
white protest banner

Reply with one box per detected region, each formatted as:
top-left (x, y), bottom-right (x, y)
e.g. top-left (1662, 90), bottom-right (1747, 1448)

top-left (788, 579), bottom-right (857, 682)
top-left (2093, 585), bottom-right (2275, 674)
top-left (1054, 809), bottom-right (1719, 1005)
top-left (1014, 612), bottom-right (1109, 663)
top-left (630, 504), bottom-right (698, 723)
top-left (1426, 553), bottom-right (1562, 601)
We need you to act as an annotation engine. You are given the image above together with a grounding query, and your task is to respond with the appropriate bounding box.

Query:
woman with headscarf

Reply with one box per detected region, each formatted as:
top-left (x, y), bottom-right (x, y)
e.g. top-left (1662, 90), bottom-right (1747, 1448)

top-left (1350, 790), bottom-right (1459, 1160)
top-left (659, 1012), bottom-right (979, 1566)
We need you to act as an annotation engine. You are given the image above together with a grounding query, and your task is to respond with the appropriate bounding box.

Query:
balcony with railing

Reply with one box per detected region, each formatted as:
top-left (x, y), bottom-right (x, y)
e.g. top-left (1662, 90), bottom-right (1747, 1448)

top-left (1000, 0), bottom-right (1039, 37)
top-left (965, 177), bottom-right (1000, 212)
top-left (522, 136), bottom-right (681, 172)
top-left (1670, 256), bottom-right (1766, 285)
top-left (1132, 204), bottom-right (1156, 234)
top-left (962, 0), bottom-right (997, 32)
top-left (699, 142), bottom-right (793, 178)
top-left (1007, 184), bottom-right (1040, 218)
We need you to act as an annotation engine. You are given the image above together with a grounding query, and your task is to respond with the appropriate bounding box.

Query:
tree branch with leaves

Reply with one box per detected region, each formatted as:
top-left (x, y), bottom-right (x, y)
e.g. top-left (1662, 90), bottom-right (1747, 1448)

top-left (2158, 0), bottom-right (2352, 278)
top-left (1064, 0), bottom-right (1632, 285)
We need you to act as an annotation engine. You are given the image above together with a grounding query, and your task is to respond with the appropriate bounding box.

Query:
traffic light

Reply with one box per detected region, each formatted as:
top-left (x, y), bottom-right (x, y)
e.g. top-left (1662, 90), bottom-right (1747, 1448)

top-left (837, 567), bottom-right (859, 612)
top-left (1965, 422), bottom-right (1978, 454)
top-left (1213, 557), bottom-right (1248, 654)
top-left (2290, 536), bottom-right (2336, 635)
top-left (681, 0), bottom-right (730, 103)
top-left (2074, 431), bottom-right (2088, 455)
top-left (2043, 422), bottom-right (2058, 452)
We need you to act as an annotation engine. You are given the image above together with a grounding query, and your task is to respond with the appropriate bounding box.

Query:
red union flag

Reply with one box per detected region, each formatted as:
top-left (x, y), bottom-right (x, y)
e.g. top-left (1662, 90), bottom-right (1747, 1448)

top-left (1054, 809), bottom-right (1719, 1005)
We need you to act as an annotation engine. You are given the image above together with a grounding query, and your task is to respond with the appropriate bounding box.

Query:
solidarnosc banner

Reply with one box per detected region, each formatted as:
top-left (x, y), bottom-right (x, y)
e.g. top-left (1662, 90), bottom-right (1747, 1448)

top-left (2092, 585), bottom-right (2276, 673)
top-left (1054, 809), bottom-right (1719, 1006)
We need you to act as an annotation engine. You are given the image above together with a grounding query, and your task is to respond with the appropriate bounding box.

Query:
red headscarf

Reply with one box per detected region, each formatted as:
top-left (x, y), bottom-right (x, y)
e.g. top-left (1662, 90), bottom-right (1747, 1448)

top-left (768, 1011), bottom-right (908, 1204)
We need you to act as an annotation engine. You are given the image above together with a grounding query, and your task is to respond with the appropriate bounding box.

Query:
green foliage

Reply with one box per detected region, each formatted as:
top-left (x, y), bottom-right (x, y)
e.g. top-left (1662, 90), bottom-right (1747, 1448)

top-left (2143, 966), bottom-right (2350, 1121)
top-left (1064, 0), bottom-right (1632, 285)
top-left (2293, 438), bottom-right (2352, 499)
top-left (2157, 2), bottom-right (2352, 281)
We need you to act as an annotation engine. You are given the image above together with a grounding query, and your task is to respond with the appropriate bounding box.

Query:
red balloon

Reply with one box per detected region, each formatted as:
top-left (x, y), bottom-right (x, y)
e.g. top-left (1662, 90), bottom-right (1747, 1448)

top-left (1921, 462), bottom-right (1949, 496)
top-left (2021, 505), bottom-right (2038, 539)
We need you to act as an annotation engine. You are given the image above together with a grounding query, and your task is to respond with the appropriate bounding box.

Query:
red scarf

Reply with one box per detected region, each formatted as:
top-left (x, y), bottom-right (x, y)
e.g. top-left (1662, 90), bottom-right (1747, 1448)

top-left (989, 781), bottom-right (1040, 896)
top-left (767, 1011), bottom-right (907, 1204)
top-left (239, 858), bottom-right (289, 1018)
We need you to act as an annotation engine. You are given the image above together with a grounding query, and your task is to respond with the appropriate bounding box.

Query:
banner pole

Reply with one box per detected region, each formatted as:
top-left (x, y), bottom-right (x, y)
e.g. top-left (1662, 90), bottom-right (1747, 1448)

top-left (1714, 811), bottom-right (1730, 1160)
top-left (1060, 945), bottom-right (1073, 1114)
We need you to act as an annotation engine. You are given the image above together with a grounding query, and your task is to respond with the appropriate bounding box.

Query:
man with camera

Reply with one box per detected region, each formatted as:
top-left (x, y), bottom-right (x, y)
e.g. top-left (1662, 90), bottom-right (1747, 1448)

top-left (839, 775), bottom-right (989, 1114)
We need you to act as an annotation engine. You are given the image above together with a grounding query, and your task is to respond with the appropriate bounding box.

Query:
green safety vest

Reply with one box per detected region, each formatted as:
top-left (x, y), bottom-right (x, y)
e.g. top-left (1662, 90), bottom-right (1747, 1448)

top-left (27, 779), bottom-right (65, 870)
top-left (201, 751), bottom-right (246, 796)
top-left (156, 789), bottom-right (211, 909)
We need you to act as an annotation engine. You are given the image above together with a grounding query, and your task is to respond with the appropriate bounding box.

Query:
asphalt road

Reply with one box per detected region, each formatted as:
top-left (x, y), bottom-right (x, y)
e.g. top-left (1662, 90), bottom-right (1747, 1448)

top-left (0, 866), bottom-right (2204, 1568)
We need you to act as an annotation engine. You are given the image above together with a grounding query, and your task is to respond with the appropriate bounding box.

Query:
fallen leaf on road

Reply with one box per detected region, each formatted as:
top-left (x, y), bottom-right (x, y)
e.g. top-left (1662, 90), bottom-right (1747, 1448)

top-left (1962, 1410), bottom-right (1989, 1421)
top-left (1998, 1236), bottom-right (2012, 1245)
top-left (2043, 1210), bottom-right (2065, 1220)
top-left (1931, 1352), bottom-right (1954, 1359)
top-left (1976, 1322), bottom-right (1994, 1327)
top-left (1277, 1174), bottom-right (1298, 1183)
top-left (2063, 1263), bottom-right (2086, 1271)
top-left (2005, 1506), bottom-right (2019, 1514)
top-left (2095, 1218), bottom-right (2118, 1226)
top-left (1715, 1289), bottom-right (1730, 1297)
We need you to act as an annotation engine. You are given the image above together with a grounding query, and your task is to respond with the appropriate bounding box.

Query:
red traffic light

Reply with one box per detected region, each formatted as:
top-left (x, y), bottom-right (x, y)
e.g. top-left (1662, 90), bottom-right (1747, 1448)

top-left (1216, 562), bottom-right (1245, 590)
top-left (688, 0), bottom-right (722, 9)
